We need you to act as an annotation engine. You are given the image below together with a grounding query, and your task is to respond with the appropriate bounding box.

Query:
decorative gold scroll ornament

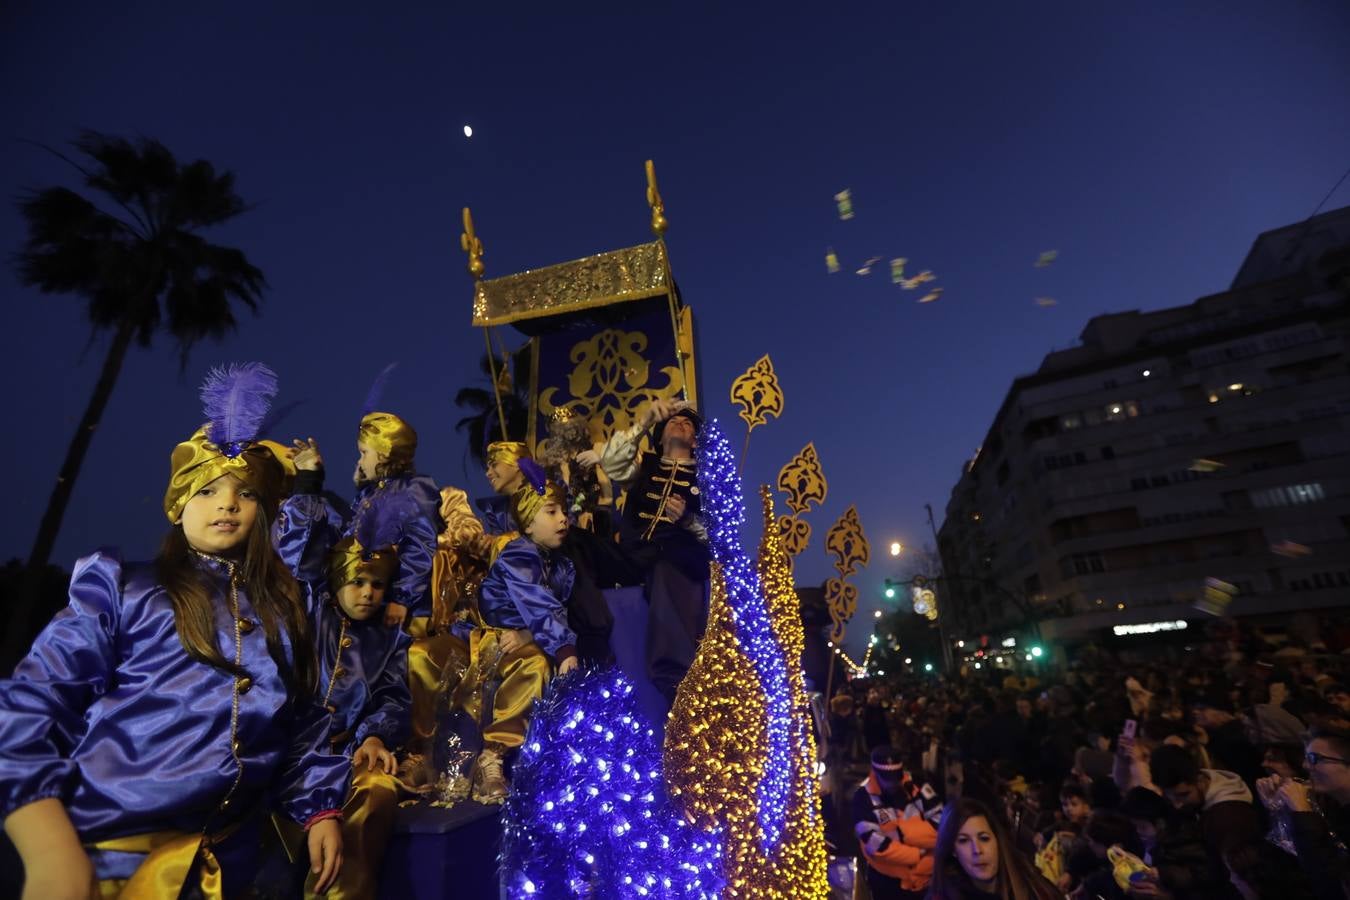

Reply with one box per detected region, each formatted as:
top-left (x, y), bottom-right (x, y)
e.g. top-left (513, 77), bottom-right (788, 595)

top-left (646, 159), bottom-right (667, 236)
top-left (730, 355), bottom-right (785, 432)
top-left (824, 505), bottom-right (870, 643)
top-left (775, 443), bottom-right (827, 566)
top-left (537, 328), bottom-right (685, 446)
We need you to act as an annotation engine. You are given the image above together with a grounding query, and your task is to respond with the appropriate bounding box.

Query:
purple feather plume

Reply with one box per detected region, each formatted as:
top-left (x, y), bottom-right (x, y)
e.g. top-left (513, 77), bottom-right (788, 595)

top-left (200, 362), bottom-right (279, 452)
top-left (362, 362), bottom-right (399, 416)
top-left (518, 457), bottom-right (548, 495)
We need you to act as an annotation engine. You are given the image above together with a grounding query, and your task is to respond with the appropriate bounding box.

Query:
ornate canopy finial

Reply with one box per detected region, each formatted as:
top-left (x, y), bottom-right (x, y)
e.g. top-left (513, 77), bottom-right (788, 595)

top-left (460, 206), bottom-right (485, 279)
top-left (645, 159), bottom-right (667, 237)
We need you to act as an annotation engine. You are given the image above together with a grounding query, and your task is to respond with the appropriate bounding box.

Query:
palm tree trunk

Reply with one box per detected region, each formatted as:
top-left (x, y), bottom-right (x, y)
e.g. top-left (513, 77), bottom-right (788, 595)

top-left (27, 319), bottom-right (137, 569)
top-left (2, 319), bottom-right (136, 669)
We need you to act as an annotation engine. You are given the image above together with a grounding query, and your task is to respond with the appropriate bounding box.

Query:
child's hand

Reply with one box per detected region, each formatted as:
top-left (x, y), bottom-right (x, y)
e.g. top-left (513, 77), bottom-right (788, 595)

top-left (498, 628), bottom-right (531, 655)
top-left (383, 602), bottom-right (408, 628)
top-left (557, 656), bottom-right (579, 675)
top-left (353, 737), bottom-right (396, 774)
top-left (574, 449), bottom-right (601, 469)
top-left (664, 494), bottom-right (688, 523)
top-left (306, 817), bottom-right (343, 894)
top-left (1280, 778), bottom-right (1314, 812)
top-left (290, 438), bottom-right (323, 472)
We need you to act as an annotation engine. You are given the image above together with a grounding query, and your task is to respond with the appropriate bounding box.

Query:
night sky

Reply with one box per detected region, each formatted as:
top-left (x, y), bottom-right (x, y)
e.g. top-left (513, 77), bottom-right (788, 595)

top-left (3, 4), bottom-right (1349, 658)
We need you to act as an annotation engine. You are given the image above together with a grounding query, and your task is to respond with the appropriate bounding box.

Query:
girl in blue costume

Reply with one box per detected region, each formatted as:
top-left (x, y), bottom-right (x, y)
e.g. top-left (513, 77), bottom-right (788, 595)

top-left (454, 459), bottom-right (579, 804)
top-left (0, 364), bottom-right (348, 900)
top-left (275, 437), bottom-right (411, 900)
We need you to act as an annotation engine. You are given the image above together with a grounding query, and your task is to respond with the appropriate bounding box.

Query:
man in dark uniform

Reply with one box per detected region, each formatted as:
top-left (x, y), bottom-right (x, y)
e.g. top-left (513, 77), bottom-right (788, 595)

top-left (585, 399), bottom-right (711, 705)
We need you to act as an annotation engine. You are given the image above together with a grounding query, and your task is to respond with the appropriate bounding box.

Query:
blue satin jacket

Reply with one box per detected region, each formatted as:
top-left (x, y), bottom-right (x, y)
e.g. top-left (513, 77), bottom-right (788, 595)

top-left (474, 494), bottom-right (512, 536)
top-left (276, 493), bottom-right (411, 755)
top-left (348, 474), bottom-right (440, 617)
top-left (476, 536), bottom-right (577, 659)
top-left (0, 551), bottom-right (349, 874)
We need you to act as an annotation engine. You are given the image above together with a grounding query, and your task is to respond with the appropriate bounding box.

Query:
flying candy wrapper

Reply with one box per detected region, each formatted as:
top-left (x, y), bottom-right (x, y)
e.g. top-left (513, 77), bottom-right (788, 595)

top-left (1034, 297), bottom-right (1058, 307)
top-left (1270, 540), bottom-right (1312, 558)
top-left (826, 248), bottom-right (840, 274)
top-left (1035, 250), bottom-right (1059, 268)
top-left (834, 189), bottom-right (854, 221)
top-left (856, 255), bottom-right (882, 276)
top-left (1194, 577), bottom-right (1237, 616)
top-left (890, 258), bottom-right (907, 284)
top-left (900, 270), bottom-right (937, 290)
top-left (917, 287), bottom-right (944, 304)
top-left (1189, 458), bottom-right (1225, 473)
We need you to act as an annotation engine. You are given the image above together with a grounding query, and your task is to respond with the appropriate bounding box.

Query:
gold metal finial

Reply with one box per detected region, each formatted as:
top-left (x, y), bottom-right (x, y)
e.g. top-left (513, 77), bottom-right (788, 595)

top-left (460, 207), bottom-right (485, 279)
top-left (645, 159), bottom-right (667, 236)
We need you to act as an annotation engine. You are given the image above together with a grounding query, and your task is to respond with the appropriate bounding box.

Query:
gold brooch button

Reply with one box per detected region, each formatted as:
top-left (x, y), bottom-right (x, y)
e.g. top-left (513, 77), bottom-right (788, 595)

top-left (236, 676), bottom-right (252, 694)
top-left (341, 637), bottom-right (353, 649)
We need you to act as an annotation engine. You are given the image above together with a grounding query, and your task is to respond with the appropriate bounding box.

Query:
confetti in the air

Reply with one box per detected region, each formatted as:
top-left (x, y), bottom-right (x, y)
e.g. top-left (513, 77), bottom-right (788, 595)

top-left (890, 258), bottom-right (907, 284)
top-left (1270, 540), bottom-right (1312, 558)
top-left (825, 248), bottom-right (840, 273)
top-left (856, 255), bottom-right (882, 275)
top-left (1034, 297), bottom-right (1058, 307)
top-left (900, 270), bottom-right (937, 290)
top-left (1035, 250), bottom-right (1059, 268)
top-left (917, 287), bottom-right (944, 304)
top-left (1189, 458), bottom-right (1225, 473)
top-left (834, 189), bottom-right (854, 221)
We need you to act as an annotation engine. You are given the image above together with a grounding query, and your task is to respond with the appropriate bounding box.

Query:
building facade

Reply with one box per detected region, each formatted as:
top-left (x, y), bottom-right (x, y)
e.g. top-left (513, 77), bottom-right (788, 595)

top-left (937, 207), bottom-right (1350, 649)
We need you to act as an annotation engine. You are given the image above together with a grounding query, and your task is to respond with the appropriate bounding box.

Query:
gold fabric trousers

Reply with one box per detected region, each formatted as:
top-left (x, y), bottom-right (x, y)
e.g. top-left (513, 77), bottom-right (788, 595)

top-left (302, 766), bottom-right (400, 900)
top-left (459, 626), bottom-right (552, 749)
top-left (406, 617), bottom-right (468, 748)
top-left (93, 828), bottom-right (227, 899)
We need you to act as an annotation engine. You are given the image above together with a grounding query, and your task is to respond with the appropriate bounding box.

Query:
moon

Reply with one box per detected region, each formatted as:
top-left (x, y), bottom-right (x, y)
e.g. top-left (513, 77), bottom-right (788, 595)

top-left (463, 125), bottom-right (473, 138)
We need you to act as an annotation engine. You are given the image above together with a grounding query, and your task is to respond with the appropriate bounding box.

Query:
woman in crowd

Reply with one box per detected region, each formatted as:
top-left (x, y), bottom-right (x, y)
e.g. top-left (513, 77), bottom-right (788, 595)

top-left (928, 797), bottom-right (1062, 900)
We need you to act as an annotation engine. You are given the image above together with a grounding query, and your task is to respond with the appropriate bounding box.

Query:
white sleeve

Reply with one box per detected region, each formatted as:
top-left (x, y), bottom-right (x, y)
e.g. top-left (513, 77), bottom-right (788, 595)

top-left (598, 424), bottom-right (644, 486)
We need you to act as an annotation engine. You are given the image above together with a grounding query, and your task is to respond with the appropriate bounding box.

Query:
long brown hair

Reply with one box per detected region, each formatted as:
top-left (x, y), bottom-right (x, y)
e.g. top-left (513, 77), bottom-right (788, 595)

top-left (928, 797), bottom-right (1061, 900)
top-left (156, 506), bottom-right (317, 698)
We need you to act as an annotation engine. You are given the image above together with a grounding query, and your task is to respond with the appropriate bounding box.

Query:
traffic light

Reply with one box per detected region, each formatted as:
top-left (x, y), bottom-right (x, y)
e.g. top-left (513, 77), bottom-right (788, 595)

top-left (883, 579), bottom-right (897, 600)
top-left (1030, 645), bottom-right (1044, 658)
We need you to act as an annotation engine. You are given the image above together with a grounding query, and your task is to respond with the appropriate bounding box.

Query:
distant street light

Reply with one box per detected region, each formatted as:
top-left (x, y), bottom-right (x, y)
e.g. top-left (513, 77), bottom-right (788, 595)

top-left (874, 609), bottom-right (883, 618)
top-left (889, 541), bottom-right (903, 557)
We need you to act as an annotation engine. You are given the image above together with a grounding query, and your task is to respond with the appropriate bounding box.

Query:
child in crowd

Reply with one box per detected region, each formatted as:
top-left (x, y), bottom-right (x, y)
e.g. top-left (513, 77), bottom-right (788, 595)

top-left (0, 363), bottom-right (347, 899)
top-left (276, 437), bottom-right (412, 899)
top-left (454, 459), bottom-right (578, 803)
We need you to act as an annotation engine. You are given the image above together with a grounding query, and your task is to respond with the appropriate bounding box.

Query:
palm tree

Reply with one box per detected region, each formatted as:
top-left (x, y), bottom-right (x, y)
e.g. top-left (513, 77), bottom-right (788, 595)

top-left (453, 343), bottom-right (533, 471)
top-left (6, 131), bottom-right (264, 658)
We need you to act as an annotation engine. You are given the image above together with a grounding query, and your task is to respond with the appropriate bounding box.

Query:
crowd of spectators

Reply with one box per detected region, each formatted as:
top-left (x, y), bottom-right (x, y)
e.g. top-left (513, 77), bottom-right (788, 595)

top-left (824, 637), bottom-right (1350, 899)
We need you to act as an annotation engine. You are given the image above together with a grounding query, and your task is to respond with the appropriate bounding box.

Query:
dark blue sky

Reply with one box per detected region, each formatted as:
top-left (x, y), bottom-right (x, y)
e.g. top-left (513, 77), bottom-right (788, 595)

top-left (3, 4), bottom-right (1349, 657)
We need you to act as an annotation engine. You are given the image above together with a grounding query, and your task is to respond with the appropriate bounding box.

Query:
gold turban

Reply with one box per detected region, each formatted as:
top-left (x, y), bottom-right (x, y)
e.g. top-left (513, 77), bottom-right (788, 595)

top-left (509, 479), bottom-right (568, 532)
top-left (358, 412), bottom-right (417, 472)
top-left (328, 535), bottom-right (399, 594)
top-left (486, 441), bottom-right (531, 468)
top-left (163, 428), bottom-right (289, 524)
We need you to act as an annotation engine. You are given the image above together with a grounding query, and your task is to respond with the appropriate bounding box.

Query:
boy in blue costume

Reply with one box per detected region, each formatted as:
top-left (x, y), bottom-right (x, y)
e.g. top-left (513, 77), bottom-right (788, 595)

top-left (455, 459), bottom-right (579, 804)
top-left (347, 410), bottom-right (441, 629)
top-left (275, 437), bottom-right (412, 899)
top-left (0, 363), bottom-right (347, 899)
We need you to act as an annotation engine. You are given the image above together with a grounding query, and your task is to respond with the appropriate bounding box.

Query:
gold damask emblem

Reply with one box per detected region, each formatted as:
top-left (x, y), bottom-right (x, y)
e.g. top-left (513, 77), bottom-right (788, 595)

top-left (777, 443), bottom-right (827, 516)
top-left (730, 355), bottom-right (785, 432)
top-left (775, 443), bottom-right (828, 567)
top-left (825, 505), bottom-right (870, 578)
top-left (824, 505), bottom-right (870, 644)
top-left (538, 328), bottom-right (685, 445)
top-left (824, 578), bottom-right (858, 643)
top-left (777, 514), bottom-right (811, 557)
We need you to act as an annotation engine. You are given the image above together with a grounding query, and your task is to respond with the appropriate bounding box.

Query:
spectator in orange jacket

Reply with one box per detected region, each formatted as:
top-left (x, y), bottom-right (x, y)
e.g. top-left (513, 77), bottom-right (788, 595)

top-left (853, 746), bottom-right (943, 899)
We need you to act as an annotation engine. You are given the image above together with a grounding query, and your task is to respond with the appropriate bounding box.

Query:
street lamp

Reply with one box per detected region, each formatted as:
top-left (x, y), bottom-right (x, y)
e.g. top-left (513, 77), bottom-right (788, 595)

top-left (889, 541), bottom-right (903, 557)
